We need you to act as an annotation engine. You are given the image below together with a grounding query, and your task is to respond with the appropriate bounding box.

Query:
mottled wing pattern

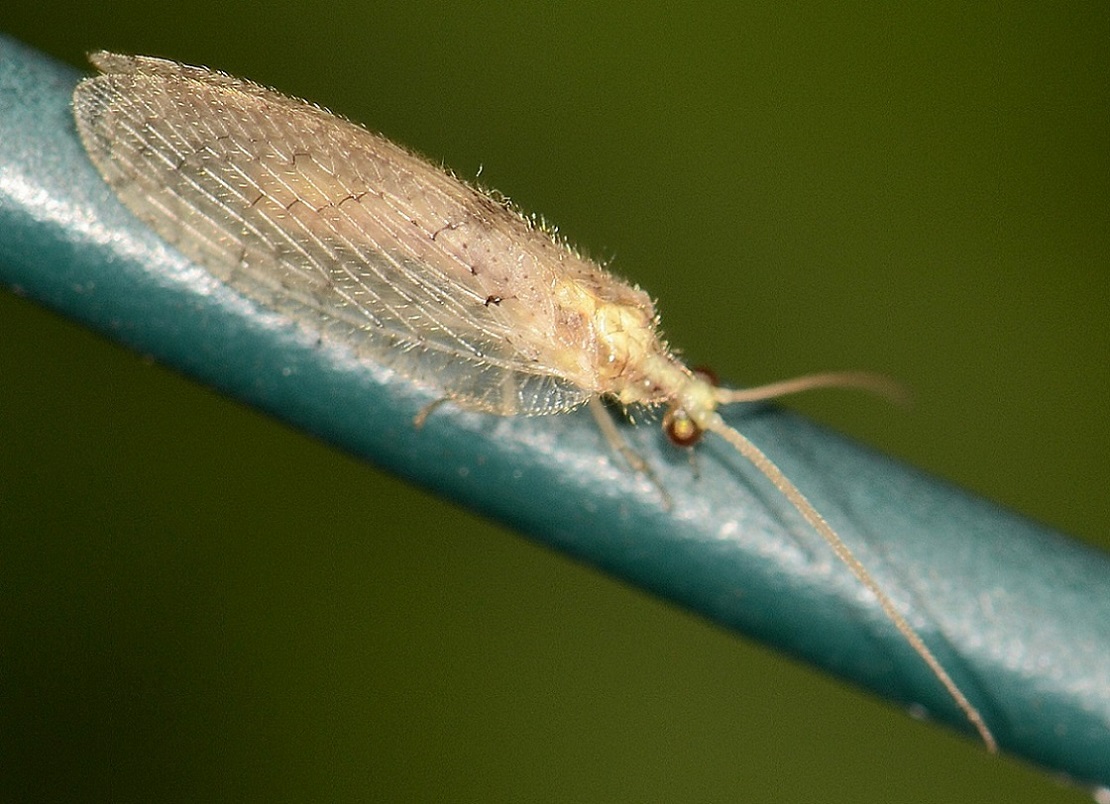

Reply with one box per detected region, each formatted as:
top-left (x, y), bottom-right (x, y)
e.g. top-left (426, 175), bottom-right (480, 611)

top-left (73, 52), bottom-right (595, 416)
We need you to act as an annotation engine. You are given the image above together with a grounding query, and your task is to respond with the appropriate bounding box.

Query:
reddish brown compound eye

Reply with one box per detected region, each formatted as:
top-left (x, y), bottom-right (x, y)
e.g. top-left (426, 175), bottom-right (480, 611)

top-left (663, 406), bottom-right (703, 447)
top-left (691, 365), bottom-right (719, 387)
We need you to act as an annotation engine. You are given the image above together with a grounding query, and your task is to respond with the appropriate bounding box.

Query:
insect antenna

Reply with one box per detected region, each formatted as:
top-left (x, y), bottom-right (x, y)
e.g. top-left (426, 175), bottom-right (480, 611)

top-left (702, 411), bottom-right (998, 753)
top-left (714, 371), bottom-right (911, 406)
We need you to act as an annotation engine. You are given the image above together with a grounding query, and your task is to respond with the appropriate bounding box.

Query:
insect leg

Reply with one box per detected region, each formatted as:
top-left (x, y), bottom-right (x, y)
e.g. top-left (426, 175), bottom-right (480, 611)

top-left (413, 398), bottom-right (451, 429)
top-left (587, 397), bottom-right (672, 509)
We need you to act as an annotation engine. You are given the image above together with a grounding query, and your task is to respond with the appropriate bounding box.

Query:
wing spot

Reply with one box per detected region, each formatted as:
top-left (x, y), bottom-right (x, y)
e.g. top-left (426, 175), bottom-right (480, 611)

top-left (430, 222), bottom-right (459, 242)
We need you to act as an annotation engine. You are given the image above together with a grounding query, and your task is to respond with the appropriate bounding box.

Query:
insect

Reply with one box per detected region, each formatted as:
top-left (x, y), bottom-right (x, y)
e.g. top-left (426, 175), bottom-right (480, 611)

top-left (73, 51), bottom-right (996, 752)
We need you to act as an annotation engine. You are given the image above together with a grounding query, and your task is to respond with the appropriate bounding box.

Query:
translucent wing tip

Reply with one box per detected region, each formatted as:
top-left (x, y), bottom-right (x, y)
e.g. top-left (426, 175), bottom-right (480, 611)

top-left (87, 51), bottom-right (132, 75)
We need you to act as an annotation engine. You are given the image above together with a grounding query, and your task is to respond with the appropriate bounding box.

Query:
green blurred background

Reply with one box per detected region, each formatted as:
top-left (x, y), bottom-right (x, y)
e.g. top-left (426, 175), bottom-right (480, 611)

top-left (1, 3), bottom-right (1106, 801)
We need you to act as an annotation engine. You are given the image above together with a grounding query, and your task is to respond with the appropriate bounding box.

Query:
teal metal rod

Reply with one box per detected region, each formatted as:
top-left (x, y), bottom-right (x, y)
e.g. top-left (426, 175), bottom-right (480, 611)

top-left (1, 36), bottom-right (1107, 787)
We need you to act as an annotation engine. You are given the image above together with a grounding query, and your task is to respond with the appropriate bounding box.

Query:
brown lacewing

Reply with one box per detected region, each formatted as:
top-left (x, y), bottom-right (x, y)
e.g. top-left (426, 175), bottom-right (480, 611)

top-left (72, 52), bottom-right (996, 751)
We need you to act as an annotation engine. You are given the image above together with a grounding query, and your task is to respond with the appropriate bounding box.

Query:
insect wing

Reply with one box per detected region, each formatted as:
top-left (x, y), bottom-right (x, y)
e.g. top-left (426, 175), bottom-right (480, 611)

top-left (73, 53), bottom-right (592, 416)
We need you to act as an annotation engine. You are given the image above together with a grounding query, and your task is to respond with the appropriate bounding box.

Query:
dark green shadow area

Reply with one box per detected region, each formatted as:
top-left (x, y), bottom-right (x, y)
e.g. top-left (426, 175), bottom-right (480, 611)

top-left (1, 31), bottom-right (1107, 801)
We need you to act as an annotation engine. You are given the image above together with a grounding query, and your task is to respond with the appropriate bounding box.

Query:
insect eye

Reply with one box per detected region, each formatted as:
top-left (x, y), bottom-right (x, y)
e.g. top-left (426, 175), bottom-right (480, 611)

top-left (663, 406), bottom-right (703, 447)
top-left (691, 365), bottom-right (719, 387)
